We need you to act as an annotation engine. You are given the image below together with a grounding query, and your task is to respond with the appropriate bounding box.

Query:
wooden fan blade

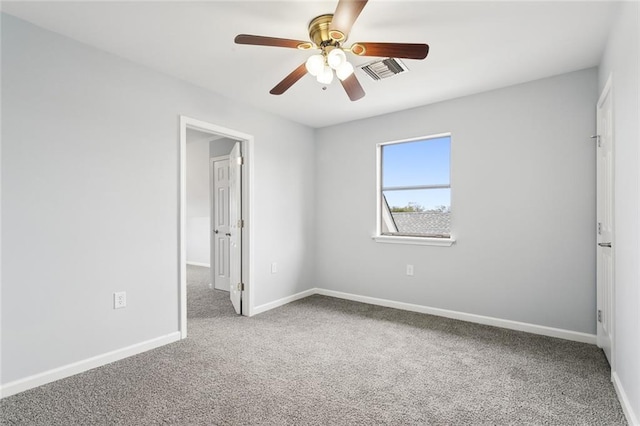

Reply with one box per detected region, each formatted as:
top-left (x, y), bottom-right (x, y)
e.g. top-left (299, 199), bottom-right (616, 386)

top-left (270, 63), bottom-right (308, 95)
top-left (350, 42), bottom-right (429, 60)
top-left (235, 34), bottom-right (312, 50)
top-left (329, 0), bottom-right (368, 42)
top-left (339, 74), bottom-right (365, 101)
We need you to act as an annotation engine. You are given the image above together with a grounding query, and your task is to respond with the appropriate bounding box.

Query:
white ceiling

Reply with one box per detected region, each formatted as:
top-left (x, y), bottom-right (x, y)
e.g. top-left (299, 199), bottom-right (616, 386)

top-left (1, 1), bottom-right (619, 128)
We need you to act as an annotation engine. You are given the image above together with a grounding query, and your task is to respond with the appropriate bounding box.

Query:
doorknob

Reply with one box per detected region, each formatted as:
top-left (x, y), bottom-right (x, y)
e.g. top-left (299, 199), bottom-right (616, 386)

top-left (214, 230), bottom-right (219, 234)
top-left (598, 242), bottom-right (612, 248)
top-left (225, 233), bottom-right (231, 237)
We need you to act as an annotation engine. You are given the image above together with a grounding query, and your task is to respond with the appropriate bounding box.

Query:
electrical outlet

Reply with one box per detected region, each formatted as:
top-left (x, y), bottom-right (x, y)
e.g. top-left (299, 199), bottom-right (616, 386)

top-left (271, 262), bottom-right (278, 274)
top-left (113, 291), bottom-right (126, 309)
top-left (406, 264), bottom-right (414, 276)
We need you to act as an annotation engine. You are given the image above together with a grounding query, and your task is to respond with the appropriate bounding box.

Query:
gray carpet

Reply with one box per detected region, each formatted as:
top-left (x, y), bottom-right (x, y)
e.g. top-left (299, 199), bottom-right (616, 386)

top-left (0, 266), bottom-right (626, 425)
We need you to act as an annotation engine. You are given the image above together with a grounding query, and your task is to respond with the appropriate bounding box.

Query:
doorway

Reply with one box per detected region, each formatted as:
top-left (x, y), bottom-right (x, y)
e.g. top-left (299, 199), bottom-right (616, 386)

top-left (179, 116), bottom-right (254, 338)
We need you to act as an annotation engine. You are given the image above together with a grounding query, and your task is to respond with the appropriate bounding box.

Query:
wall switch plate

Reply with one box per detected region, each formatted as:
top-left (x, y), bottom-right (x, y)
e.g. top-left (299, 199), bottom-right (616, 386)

top-left (271, 262), bottom-right (278, 274)
top-left (114, 291), bottom-right (126, 309)
top-left (406, 265), bottom-right (414, 276)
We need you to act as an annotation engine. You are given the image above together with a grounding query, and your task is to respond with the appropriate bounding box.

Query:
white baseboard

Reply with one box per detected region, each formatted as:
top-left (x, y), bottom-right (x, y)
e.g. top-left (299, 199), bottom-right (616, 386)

top-left (251, 288), bottom-right (317, 316)
top-left (0, 289), bottom-right (600, 400)
top-left (186, 261), bottom-right (210, 268)
top-left (315, 288), bottom-right (597, 345)
top-left (613, 371), bottom-right (640, 426)
top-left (0, 332), bottom-right (181, 399)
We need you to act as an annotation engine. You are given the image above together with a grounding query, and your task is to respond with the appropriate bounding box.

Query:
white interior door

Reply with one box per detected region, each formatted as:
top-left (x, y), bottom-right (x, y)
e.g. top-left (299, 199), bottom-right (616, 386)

top-left (596, 77), bottom-right (614, 365)
top-left (228, 142), bottom-right (242, 314)
top-left (211, 158), bottom-right (230, 292)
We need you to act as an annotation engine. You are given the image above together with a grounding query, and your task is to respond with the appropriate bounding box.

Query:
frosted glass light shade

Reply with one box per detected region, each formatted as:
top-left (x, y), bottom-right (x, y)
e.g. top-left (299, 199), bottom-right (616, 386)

top-left (336, 61), bottom-right (354, 80)
top-left (327, 48), bottom-right (347, 70)
top-left (305, 54), bottom-right (325, 77)
top-left (316, 66), bottom-right (334, 84)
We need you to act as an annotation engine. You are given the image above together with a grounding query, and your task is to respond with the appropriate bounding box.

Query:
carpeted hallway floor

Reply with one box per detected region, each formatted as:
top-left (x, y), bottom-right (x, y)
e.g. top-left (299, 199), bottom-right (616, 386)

top-left (0, 266), bottom-right (627, 425)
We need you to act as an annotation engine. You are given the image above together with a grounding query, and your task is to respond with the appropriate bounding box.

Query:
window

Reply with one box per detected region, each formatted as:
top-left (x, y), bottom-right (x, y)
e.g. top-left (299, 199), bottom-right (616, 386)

top-left (376, 134), bottom-right (453, 245)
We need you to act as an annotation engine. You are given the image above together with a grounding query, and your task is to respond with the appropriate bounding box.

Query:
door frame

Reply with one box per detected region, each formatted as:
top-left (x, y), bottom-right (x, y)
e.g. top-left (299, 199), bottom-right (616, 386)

top-left (179, 115), bottom-right (255, 338)
top-left (210, 155), bottom-right (230, 292)
top-left (595, 74), bottom-right (615, 368)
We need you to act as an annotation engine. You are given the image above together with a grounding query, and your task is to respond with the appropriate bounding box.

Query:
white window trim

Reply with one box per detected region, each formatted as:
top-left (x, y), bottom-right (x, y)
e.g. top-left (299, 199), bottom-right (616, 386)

top-left (374, 132), bottom-right (454, 247)
top-left (372, 235), bottom-right (456, 246)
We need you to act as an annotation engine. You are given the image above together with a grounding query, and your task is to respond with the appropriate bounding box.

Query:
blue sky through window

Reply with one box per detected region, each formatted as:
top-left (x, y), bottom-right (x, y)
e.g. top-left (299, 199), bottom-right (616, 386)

top-left (382, 136), bottom-right (450, 210)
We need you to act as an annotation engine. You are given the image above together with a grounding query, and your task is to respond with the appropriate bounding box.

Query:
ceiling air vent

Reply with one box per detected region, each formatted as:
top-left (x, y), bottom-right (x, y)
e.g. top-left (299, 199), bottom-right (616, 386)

top-left (359, 58), bottom-right (409, 81)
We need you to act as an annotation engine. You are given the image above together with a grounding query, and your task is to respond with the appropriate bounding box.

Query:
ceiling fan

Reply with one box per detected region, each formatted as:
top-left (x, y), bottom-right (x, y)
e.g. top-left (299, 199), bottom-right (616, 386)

top-left (234, 0), bottom-right (429, 101)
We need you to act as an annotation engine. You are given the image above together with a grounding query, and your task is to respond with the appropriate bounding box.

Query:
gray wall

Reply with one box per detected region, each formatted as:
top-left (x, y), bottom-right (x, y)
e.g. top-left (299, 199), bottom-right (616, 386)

top-left (186, 140), bottom-right (211, 265)
top-left (210, 138), bottom-right (236, 159)
top-left (598, 1), bottom-right (640, 421)
top-left (1, 14), bottom-right (316, 384)
top-left (315, 68), bottom-right (598, 334)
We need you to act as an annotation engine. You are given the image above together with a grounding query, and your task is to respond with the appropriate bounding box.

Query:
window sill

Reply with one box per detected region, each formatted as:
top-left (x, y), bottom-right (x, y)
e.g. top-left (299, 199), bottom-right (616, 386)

top-left (372, 235), bottom-right (456, 247)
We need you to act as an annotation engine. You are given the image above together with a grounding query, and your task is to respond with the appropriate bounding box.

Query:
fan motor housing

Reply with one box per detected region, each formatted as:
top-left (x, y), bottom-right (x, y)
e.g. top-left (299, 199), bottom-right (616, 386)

top-left (308, 14), bottom-right (339, 47)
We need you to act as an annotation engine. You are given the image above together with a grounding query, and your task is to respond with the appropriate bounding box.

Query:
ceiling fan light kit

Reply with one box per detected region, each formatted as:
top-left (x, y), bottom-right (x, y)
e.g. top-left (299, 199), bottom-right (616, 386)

top-left (336, 61), bottom-right (355, 81)
top-left (305, 54), bottom-right (325, 76)
top-left (317, 65), bottom-right (335, 84)
top-left (234, 0), bottom-right (429, 101)
top-left (307, 47), bottom-right (354, 83)
top-left (327, 48), bottom-right (347, 69)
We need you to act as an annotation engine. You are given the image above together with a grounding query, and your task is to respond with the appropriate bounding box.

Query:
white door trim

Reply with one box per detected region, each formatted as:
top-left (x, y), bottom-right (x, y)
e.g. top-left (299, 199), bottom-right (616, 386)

top-left (228, 142), bottom-right (243, 314)
top-left (179, 116), bottom-right (255, 338)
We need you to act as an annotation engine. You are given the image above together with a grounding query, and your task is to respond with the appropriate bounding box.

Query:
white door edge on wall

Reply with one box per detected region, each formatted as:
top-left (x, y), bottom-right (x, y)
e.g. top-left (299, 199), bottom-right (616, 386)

top-left (595, 74), bottom-right (614, 369)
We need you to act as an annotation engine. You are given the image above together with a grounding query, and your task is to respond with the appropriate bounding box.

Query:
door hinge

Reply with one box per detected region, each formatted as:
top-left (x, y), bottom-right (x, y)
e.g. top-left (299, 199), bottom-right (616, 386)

top-left (591, 134), bottom-right (601, 147)
top-left (237, 282), bottom-right (244, 291)
top-left (237, 156), bottom-right (244, 165)
top-left (238, 219), bottom-right (244, 228)
top-left (597, 222), bottom-right (602, 235)
top-left (597, 309), bottom-right (602, 323)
